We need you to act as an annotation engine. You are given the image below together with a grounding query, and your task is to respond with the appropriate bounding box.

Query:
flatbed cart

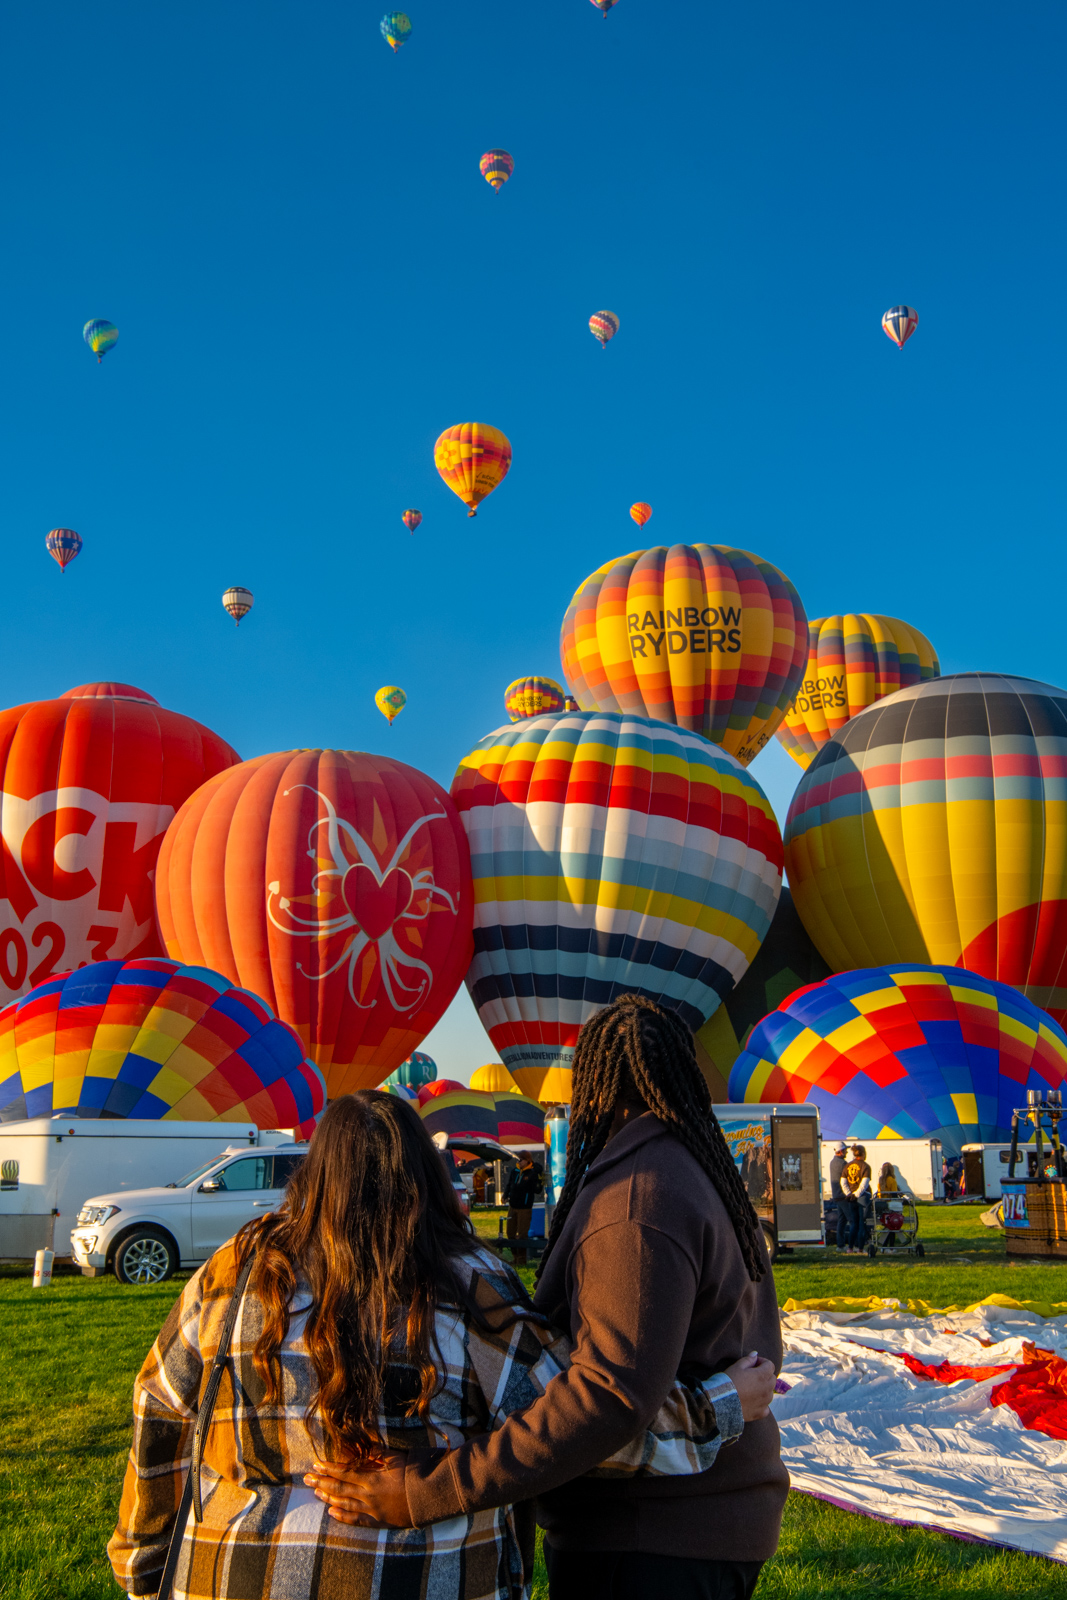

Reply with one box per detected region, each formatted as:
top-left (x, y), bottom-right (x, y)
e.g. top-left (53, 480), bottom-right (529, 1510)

top-left (867, 1195), bottom-right (925, 1257)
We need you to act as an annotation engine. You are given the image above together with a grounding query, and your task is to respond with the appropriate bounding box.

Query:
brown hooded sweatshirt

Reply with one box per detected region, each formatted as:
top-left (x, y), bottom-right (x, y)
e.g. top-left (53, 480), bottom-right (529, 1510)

top-left (405, 1112), bottom-right (788, 1560)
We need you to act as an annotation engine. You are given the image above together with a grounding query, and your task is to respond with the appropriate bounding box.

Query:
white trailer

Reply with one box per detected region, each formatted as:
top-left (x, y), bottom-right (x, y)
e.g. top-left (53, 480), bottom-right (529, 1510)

top-left (0, 1117), bottom-right (295, 1259)
top-left (960, 1141), bottom-right (1056, 1198)
top-left (713, 1103), bottom-right (824, 1255)
top-left (820, 1138), bottom-right (944, 1201)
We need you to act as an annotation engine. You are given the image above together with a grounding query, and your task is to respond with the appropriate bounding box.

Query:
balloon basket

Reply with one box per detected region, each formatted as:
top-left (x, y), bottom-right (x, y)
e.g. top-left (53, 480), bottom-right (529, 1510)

top-left (1004, 1180), bottom-right (1067, 1258)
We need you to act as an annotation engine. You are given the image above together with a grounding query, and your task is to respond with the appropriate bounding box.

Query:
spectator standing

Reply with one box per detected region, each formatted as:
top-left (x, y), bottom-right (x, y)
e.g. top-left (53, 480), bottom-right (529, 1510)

top-left (503, 1152), bottom-right (542, 1266)
top-left (840, 1144), bottom-right (872, 1253)
top-left (828, 1141), bottom-right (849, 1252)
top-left (877, 1162), bottom-right (899, 1198)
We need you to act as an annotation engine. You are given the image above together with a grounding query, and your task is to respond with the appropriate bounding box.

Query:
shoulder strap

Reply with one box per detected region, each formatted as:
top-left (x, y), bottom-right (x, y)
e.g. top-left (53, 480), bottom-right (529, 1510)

top-left (156, 1249), bottom-right (256, 1600)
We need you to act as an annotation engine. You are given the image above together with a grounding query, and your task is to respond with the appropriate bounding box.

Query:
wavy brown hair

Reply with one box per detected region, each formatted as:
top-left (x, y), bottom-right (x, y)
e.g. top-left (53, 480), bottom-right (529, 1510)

top-left (235, 1091), bottom-right (473, 1462)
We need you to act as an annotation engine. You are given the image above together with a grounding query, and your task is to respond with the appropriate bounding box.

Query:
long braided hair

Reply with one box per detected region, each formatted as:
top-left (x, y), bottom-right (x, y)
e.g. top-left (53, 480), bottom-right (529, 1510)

top-left (537, 994), bottom-right (767, 1282)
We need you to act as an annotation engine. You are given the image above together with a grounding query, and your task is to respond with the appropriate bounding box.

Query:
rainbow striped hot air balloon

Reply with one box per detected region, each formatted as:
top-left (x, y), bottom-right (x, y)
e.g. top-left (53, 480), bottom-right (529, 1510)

top-left (380, 11), bottom-right (412, 50)
top-left (589, 310), bottom-right (619, 348)
top-left (882, 305), bottom-right (918, 348)
top-left (504, 676), bottom-right (565, 722)
top-left (479, 150), bottom-right (514, 190)
top-left (45, 528), bottom-right (82, 573)
top-left (418, 1087), bottom-right (499, 1142)
top-left (0, 958), bottom-right (327, 1136)
top-left (434, 422), bottom-right (512, 517)
top-left (560, 543), bottom-right (808, 767)
top-left (451, 709), bottom-right (783, 1098)
top-left (492, 1090), bottom-right (545, 1145)
top-left (784, 673), bottom-right (1067, 1033)
top-left (83, 319), bottom-right (118, 362)
top-left (774, 614), bottom-right (940, 770)
top-left (728, 966), bottom-right (1067, 1151)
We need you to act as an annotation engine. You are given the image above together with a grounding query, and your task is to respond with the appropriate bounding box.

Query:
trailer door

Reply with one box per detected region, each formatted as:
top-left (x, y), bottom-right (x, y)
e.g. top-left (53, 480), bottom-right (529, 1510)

top-left (772, 1117), bottom-right (823, 1243)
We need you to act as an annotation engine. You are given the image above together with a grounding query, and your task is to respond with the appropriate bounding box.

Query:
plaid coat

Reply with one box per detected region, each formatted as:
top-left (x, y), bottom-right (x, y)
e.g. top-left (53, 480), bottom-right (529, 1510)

top-left (108, 1240), bottom-right (741, 1600)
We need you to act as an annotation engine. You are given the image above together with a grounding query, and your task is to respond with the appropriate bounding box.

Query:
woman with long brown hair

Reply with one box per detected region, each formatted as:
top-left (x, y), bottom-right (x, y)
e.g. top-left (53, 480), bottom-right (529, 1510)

top-left (109, 1086), bottom-right (767, 1600)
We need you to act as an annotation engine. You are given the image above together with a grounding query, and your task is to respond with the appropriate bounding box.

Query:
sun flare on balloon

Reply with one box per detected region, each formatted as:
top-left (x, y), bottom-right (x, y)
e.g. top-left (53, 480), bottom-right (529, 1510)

top-left (266, 785), bottom-right (458, 1012)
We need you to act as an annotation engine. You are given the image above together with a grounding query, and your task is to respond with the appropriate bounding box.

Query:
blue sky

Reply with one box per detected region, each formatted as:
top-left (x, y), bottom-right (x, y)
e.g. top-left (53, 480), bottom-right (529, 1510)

top-left (3, 2), bottom-right (1065, 1079)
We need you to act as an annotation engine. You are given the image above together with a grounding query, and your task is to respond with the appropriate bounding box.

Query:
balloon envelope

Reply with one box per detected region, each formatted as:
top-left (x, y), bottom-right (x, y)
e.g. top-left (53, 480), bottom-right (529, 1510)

top-left (419, 1088), bottom-right (498, 1141)
top-left (784, 673), bottom-right (1067, 1032)
top-left (727, 965), bottom-right (1067, 1153)
top-left (492, 1089), bottom-right (545, 1145)
top-left (375, 686), bottom-right (407, 724)
top-left (222, 587), bottom-right (254, 626)
top-left (434, 422), bottom-right (512, 517)
top-left (154, 749), bottom-right (474, 1095)
top-left (470, 1062), bottom-right (519, 1092)
top-left (630, 503), bottom-right (652, 527)
top-left (46, 528), bottom-right (82, 572)
top-left (589, 310), bottom-right (619, 347)
top-left (775, 614), bottom-right (940, 770)
top-left (451, 709), bottom-right (783, 1089)
top-left (0, 957), bottom-right (327, 1136)
top-left (83, 319), bottom-right (118, 361)
top-left (882, 305), bottom-right (918, 348)
top-left (385, 1049), bottom-right (437, 1090)
top-left (402, 510), bottom-right (422, 533)
top-left (417, 1077), bottom-right (465, 1106)
top-left (479, 150), bottom-right (514, 190)
top-left (504, 676), bottom-right (565, 722)
top-left (560, 543), bottom-right (808, 766)
top-left (380, 11), bottom-right (411, 49)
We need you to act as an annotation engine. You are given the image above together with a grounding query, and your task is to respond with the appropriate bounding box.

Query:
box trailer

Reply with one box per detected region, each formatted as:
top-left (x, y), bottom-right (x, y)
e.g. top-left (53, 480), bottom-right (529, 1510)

top-left (713, 1103), bottom-right (824, 1257)
top-left (0, 1117), bottom-right (295, 1260)
top-left (961, 1141), bottom-right (1057, 1199)
top-left (820, 1138), bottom-right (944, 1202)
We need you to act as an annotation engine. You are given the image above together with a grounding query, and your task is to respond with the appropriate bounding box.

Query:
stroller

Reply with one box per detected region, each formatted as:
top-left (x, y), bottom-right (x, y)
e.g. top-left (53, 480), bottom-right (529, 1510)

top-left (866, 1194), bottom-right (924, 1257)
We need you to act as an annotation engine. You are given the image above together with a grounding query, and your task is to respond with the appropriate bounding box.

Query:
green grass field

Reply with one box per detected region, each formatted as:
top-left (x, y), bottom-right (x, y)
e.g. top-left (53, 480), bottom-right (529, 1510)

top-left (2, 1205), bottom-right (1065, 1599)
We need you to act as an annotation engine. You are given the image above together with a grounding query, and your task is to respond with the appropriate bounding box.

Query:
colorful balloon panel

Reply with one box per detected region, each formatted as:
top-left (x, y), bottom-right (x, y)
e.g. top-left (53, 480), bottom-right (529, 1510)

top-left (479, 149), bottom-right (514, 190)
top-left (451, 710), bottom-right (783, 1078)
top-left (492, 1089), bottom-right (545, 1145)
top-left (589, 310), bottom-right (619, 347)
top-left (775, 614), bottom-right (940, 770)
top-left (504, 677), bottom-right (565, 722)
top-left (882, 305), bottom-right (918, 348)
top-left (434, 422), bottom-right (512, 517)
top-left (46, 528), bottom-right (82, 572)
top-left (83, 319), bottom-right (118, 361)
top-left (0, 958), bottom-right (327, 1136)
top-left (385, 1049), bottom-right (437, 1090)
top-left (0, 683), bottom-right (238, 1003)
top-left (380, 11), bottom-right (412, 50)
top-left (727, 965), bottom-right (1067, 1150)
top-left (784, 673), bottom-right (1067, 1031)
top-left (418, 1088), bottom-right (499, 1141)
top-left (560, 543), bottom-right (808, 766)
top-left (154, 749), bottom-right (474, 1096)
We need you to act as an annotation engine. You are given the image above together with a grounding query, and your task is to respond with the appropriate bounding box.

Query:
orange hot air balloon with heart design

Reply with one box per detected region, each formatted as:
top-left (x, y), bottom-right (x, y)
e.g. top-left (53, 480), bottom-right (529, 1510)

top-left (154, 749), bottom-right (474, 1096)
top-left (433, 423), bottom-right (512, 517)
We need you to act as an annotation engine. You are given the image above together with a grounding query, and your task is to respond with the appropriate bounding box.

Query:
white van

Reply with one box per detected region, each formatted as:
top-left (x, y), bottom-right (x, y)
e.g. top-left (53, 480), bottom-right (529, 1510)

top-left (0, 1118), bottom-right (296, 1260)
top-left (820, 1138), bottom-right (944, 1201)
top-left (961, 1142), bottom-right (1053, 1198)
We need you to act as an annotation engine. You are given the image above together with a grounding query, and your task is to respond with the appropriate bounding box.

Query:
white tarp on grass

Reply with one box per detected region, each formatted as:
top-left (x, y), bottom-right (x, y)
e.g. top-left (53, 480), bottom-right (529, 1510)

top-left (773, 1302), bottom-right (1067, 1561)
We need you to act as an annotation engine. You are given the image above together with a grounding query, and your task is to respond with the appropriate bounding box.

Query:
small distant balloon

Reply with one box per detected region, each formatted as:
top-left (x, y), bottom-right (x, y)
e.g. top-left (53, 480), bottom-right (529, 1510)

top-left (375, 685), bottom-right (407, 725)
top-left (46, 528), bottom-right (82, 573)
top-left (380, 11), bottom-right (412, 50)
top-left (83, 319), bottom-right (118, 363)
top-left (589, 310), bottom-right (619, 349)
top-left (402, 509), bottom-right (422, 534)
top-left (630, 502), bottom-right (652, 528)
top-left (564, 695), bottom-right (579, 712)
top-left (590, 0), bottom-right (619, 13)
top-left (480, 150), bottom-right (514, 191)
top-left (434, 422), bottom-right (512, 517)
top-left (222, 586), bottom-right (254, 627)
top-left (882, 305), bottom-right (918, 349)
top-left (505, 676), bottom-right (565, 722)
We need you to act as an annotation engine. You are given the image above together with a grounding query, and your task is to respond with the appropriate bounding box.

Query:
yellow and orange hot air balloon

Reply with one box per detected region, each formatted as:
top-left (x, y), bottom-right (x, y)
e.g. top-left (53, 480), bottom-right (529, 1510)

top-left (433, 423), bottom-right (512, 517)
top-left (774, 614), bottom-right (940, 770)
top-left (630, 503), bottom-right (652, 528)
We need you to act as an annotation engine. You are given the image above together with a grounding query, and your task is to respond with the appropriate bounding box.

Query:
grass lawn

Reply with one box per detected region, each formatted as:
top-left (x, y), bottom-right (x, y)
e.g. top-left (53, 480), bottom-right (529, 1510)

top-left (2, 1204), bottom-right (1065, 1599)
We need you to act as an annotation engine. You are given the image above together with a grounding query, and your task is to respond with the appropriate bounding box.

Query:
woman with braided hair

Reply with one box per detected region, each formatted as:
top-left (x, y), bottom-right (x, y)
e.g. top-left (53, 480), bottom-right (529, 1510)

top-left (309, 994), bottom-right (785, 1600)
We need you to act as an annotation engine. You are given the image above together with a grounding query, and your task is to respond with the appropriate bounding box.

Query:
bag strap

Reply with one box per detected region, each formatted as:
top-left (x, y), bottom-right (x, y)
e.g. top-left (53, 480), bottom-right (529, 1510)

top-left (156, 1249), bottom-right (256, 1600)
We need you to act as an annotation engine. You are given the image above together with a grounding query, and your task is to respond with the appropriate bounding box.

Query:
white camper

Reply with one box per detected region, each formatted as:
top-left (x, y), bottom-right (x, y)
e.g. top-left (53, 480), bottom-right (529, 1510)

top-left (960, 1141), bottom-right (1058, 1198)
top-left (821, 1138), bottom-right (944, 1201)
top-left (0, 1118), bottom-right (295, 1260)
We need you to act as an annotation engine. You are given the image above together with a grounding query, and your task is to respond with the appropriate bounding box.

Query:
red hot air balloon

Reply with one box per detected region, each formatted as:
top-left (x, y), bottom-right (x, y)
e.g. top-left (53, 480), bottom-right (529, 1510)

top-left (154, 750), bottom-right (474, 1097)
top-left (0, 683), bottom-right (239, 999)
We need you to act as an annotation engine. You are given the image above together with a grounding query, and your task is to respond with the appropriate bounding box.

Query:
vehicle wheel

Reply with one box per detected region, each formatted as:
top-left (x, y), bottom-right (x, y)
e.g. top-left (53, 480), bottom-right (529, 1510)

top-left (914, 1241), bottom-right (926, 1258)
top-left (760, 1221), bottom-right (779, 1265)
top-left (867, 1244), bottom-right (877, 1258)
top-left (113, 1228), bottom-right (177, 1285)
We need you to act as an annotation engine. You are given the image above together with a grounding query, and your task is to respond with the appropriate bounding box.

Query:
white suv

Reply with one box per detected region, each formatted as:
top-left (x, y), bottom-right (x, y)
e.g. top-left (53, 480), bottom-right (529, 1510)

top-left (69, 1145), bottom-right (308, 1285)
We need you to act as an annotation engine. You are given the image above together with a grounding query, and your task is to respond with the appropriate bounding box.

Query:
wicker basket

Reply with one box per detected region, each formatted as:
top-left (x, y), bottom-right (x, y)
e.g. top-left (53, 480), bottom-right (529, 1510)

top-left (1005, 1180), bottom-right (1067, 1257)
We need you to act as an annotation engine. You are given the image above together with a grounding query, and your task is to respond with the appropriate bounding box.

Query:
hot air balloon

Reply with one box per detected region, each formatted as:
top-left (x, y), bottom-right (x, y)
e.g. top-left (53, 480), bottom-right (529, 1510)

top-left (0, 957), bottom-right (327, 1136)
top-left (727, 966), bottom-right (1067, 1153)
top-left (492, 1090), bottom-right (545, 1145)
top-left (480, 150), bottom-right (514, 190)
top-left (154, 749), bottom-right (474, 1096)
top-left (774, 614), bottom-right (940, 770)
top-left (419, 1087), bottom-right (498, 1141)
top-left (222, 586), bottom-right (254, 626)
top-left (560, 543), bottom-right (808, 766)
top-left (630, 503), bottom-right (652, 528)
top-left (45, 528), bottom-right (82, 573)
top-left (380, 11), bottom-right (412, 50)
top-left (470, 1061), bottom-right (518, 1092)
top-left (402, 510), bottom-right (422, 534)
top-left (375, 685), bottom-right (407, 725)
top-left (504, 676), bottom-right (565, 722)
top-left (83, 319), bottom-right (118, 362)
top-left (379, 1080), bottom-right (420, 1102)
top-left (882, 306), bottom-right (918, 349)
top-left (434, 422), bottom-right (512, 517)
top-left (590, 0), bottom-right (619, 13)
top-left (451, 710), bottom-right (783, 1096)
top-left (563, 696), bottom-right (578, 712)
top-left (0, 683), bottom-right (238, 1001)
top-left (784, 673), bottom-right (1067, 1033)
top-left (385, 1049), bottom-right (437, 1090)
top-left (417, 1077), bottom-right (465, 1106)
top-left (589, 310), bottom-right (619, 348)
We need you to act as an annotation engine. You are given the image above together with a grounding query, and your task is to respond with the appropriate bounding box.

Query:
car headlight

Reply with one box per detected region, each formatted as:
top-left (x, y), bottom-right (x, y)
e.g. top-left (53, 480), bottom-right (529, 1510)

top-left (76, 1204), bottom-right (121, 1226)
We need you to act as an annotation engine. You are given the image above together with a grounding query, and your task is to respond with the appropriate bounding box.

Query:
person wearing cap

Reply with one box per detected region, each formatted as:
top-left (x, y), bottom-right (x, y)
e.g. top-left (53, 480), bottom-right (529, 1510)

top-left (828, 1141), bottom-right (849, 1252)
